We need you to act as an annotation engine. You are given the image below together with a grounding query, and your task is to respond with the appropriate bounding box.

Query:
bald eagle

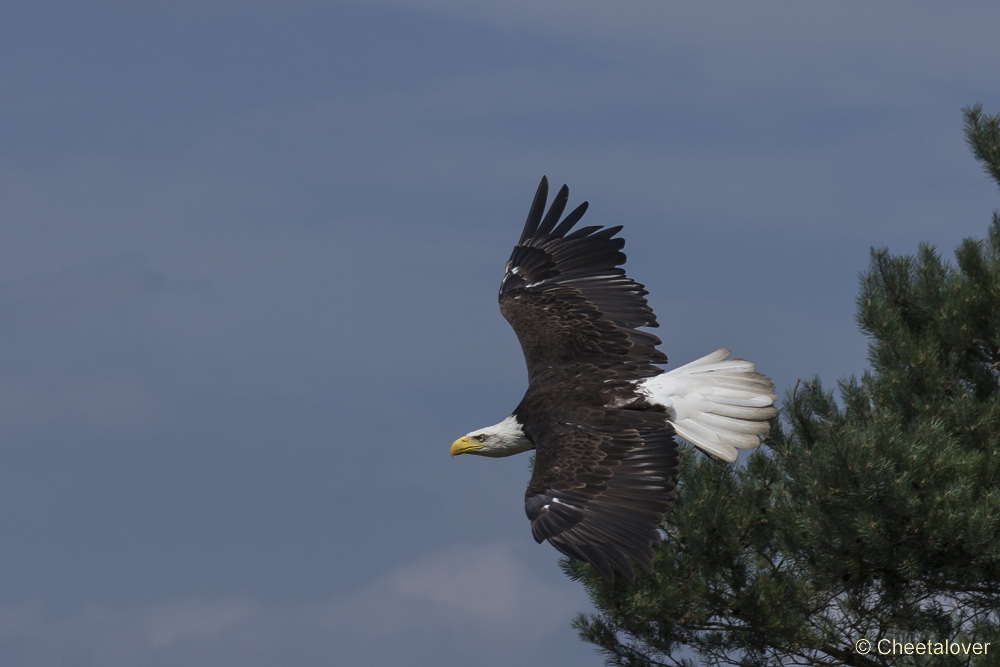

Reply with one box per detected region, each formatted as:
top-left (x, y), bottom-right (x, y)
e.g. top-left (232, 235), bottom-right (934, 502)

top-left (450, 177), bottom-right (777, 581)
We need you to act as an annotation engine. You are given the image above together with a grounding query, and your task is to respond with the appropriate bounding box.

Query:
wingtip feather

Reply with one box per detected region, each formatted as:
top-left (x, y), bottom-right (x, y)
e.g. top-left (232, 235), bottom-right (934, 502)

top-left (519, 176), bottom-right (549, 244)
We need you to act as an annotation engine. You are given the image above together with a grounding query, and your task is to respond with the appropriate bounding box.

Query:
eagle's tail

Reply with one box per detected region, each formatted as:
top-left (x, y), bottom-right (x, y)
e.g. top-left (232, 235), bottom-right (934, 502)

top-left (639, 348), bottom-right (777, 462)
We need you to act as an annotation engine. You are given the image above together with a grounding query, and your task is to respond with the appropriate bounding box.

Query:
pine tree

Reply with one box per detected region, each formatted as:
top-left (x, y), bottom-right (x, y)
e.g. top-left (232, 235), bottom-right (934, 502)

top-left (568, 107), bottom-right (1000, 667)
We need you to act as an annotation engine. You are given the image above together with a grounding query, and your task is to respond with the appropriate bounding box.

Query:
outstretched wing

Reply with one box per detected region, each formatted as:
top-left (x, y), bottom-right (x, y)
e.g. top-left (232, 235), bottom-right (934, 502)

top-left (519, 388), bottom-right (679, 582)
top-left (499, 176), bottom-right (667, 383)
top-left (501, 177), bottom-right (681, 580)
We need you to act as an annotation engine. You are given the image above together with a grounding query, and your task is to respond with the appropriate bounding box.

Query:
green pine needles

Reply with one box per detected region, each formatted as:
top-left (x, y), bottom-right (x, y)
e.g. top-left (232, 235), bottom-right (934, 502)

top-left (567, 107), bottom-right (1000, 667)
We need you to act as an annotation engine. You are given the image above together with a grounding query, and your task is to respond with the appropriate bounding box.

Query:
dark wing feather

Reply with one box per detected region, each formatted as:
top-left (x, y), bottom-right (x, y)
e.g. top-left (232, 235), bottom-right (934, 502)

top-left (518, 177), bottom-right (548, 244)
top-left (536, 184), bottom-right (569, 237)
top-left (519, 384), bottom-right (679, 581)
top-left (499, 176), bottom-right (666, 384)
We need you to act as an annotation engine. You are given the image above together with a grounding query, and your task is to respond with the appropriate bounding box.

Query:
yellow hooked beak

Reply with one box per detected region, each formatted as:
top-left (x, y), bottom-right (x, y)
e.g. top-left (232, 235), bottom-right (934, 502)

top-left (450, 436), bottom-right (484, 457)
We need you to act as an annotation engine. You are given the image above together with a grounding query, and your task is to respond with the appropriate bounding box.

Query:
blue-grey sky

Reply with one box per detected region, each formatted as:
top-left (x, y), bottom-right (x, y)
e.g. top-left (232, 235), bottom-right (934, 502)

top-left (2, 2), bottom-right (999, 665)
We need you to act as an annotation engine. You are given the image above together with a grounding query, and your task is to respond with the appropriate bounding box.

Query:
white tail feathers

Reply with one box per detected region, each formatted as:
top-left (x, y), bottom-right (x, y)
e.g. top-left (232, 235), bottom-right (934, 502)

top-left (639, 348), bottom-right (777, 462)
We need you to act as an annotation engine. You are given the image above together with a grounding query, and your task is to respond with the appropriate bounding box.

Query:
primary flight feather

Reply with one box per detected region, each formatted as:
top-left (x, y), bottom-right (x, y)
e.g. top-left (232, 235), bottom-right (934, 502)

top-left (450, 177), bottom-right (777, 581)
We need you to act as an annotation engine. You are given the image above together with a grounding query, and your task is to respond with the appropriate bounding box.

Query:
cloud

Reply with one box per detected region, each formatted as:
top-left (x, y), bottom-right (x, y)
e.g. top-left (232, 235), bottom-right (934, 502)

top-left (143, 599), bottom-right (260, 648)
top-left (0, 544), bottom-right (588, 667)
top-left (322, 544), bottom-right (582, 638)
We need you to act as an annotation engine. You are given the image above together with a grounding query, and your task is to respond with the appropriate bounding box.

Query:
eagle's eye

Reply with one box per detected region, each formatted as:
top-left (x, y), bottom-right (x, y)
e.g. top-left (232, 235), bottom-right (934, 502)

top-left (477, 434), bottom-right (486, 442)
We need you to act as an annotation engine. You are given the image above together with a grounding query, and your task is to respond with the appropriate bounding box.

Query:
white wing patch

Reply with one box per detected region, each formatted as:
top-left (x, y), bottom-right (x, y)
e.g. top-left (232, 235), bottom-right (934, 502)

top-left (639, 348), bottom-right (777, 462)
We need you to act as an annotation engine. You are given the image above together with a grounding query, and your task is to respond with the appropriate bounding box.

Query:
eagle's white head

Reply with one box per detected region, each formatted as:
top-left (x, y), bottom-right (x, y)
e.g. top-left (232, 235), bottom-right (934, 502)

top-left (450, 415), bottom-right (534, 458)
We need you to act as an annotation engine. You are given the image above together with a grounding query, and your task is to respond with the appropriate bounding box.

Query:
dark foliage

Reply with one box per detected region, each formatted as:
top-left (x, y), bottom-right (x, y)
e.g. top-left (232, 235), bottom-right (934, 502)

top-left (568, 108), bottom-right (1000, 666)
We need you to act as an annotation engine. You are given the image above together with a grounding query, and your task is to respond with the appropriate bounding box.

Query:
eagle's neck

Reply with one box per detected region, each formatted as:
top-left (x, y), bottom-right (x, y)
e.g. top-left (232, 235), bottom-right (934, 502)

top-left (480, 415), bottom-right (534, 457)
